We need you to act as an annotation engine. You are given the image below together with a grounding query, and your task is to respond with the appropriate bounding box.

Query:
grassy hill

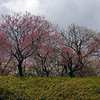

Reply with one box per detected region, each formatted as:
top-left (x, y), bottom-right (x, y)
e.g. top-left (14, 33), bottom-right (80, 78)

top-left (0, 76), bottom-right (100, 100)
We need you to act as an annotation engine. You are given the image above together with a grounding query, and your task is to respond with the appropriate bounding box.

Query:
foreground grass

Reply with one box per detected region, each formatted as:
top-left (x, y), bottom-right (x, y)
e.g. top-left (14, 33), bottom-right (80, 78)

top-left (0, 76), bottom-right (100, 100)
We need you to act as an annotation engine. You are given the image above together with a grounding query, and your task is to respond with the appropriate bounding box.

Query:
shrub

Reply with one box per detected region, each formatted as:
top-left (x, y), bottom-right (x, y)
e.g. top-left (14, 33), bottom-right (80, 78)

top-left (0, 76), bottom-right (100, 99)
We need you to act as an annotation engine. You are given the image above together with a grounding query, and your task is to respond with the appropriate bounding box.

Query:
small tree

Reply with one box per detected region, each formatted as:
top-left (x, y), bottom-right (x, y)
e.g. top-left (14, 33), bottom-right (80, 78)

top-left (32, 34), bottom-right (60, 77)
top-left (60, 24), bottom-right (96, 77)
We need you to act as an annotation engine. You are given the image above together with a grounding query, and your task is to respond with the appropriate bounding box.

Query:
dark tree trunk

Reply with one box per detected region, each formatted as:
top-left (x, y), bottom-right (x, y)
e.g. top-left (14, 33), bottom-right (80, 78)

top-left (46, 71), bottom-right (50, 77)
top-left (18, 61), bottom-right (23, 77)
top-left (69, 70), bottom-right (75, 78)
top-left (68, 57), bottom-right (75, 78)
top-left (1, 70), bottom-right (4, 75)
top-left (42, 66), bottom-right (50, 77)
top-left (64, 65), bottom-right (67, 73)
top-left (44, 70), bottom-right (50, 77)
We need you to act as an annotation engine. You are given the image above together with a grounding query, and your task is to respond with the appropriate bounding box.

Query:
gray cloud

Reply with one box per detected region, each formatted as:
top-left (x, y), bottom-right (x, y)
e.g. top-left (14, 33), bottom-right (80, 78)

top-left (38, 0), bottom-right (100, 31)
top-left (0, 4), bottom-right (14, 15)
top-left (0, 0), bottom-right (100, 31)
top-left (0, 0), bottom-right (11, 4)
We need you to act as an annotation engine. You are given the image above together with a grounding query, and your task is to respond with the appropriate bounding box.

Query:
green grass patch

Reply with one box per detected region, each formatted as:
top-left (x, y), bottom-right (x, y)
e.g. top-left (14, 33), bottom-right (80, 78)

top-left (0, 76), bottom-right (100, 100)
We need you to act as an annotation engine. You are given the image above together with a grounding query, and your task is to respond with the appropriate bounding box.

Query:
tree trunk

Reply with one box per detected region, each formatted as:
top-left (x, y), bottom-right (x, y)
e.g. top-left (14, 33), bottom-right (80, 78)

top-left (46, 71), bottom-right (50, 77)
top-left (64, 65), bottom-right (67, 73)
top-left (69, 70), bottom-right (75, 78)
top-left (61, 67), bottom-right (64, 77)
top-left (42, 66), bottom-right (50, 77)
top-left (18, 61), bottom-right (23, 77)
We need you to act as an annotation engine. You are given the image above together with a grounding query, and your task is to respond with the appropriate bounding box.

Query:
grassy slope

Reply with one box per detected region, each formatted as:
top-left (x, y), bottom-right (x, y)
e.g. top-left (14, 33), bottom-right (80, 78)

top-left (0, 76), bottom-right (100, 100)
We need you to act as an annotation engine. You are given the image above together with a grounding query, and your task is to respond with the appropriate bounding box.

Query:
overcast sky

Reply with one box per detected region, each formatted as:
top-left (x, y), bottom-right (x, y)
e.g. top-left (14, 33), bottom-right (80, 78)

top-left (0, 0), bottom-right (100, 31)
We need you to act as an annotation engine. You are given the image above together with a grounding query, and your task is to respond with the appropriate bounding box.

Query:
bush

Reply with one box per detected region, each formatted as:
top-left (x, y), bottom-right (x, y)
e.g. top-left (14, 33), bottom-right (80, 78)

top-left (0, 76), bottom-right (100, 99)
